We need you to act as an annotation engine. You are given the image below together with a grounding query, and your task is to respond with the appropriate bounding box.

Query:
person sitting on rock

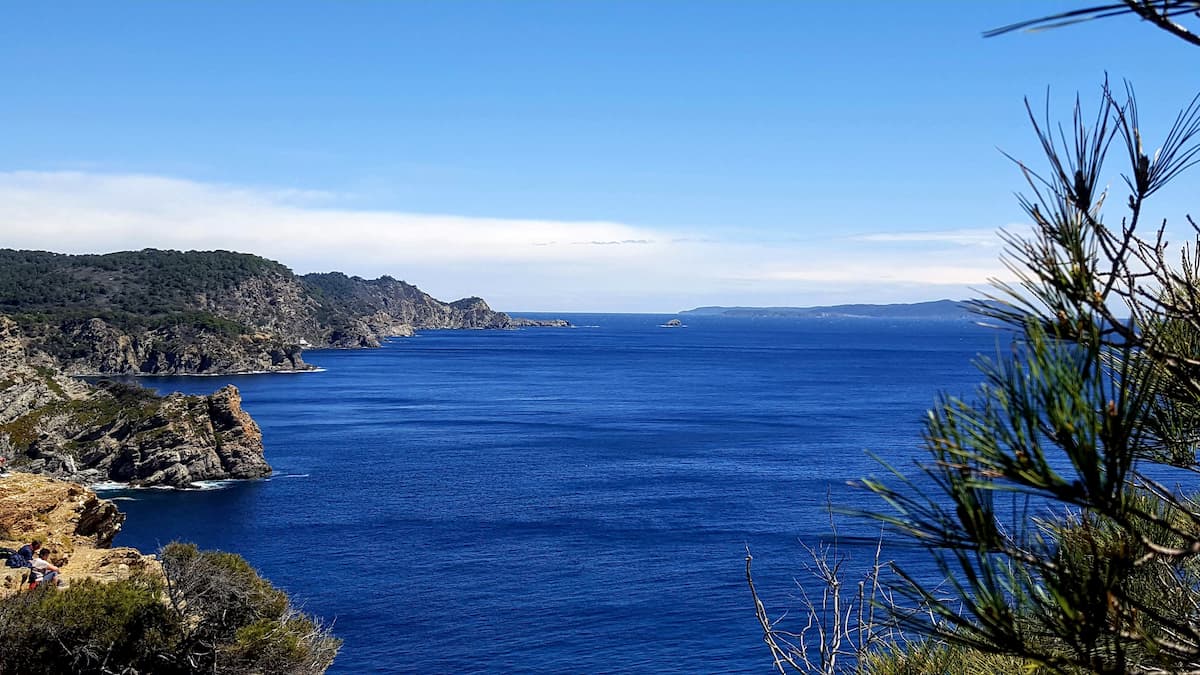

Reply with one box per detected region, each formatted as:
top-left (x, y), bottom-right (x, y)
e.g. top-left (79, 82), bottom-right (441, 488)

top-left (9, 539), bottom-right (39, 567)
top-left (28, 548), bottom-right (60, 588)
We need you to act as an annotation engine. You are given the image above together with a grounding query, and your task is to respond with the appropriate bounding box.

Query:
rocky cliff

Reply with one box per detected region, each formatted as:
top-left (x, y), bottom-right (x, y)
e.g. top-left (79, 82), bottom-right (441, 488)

top-left (0, 248), bottom-right (564, 375)
top-left (55, 316), bottom-right (308, 376)
top-left (0, 316), bottom-right (271, 487)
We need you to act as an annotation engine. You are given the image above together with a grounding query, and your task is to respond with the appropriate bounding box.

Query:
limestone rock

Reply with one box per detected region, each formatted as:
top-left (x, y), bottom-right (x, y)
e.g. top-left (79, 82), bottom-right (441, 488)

top-left (0, 320), bottom-right (271, 487)
top-left (0, 473), bottom-right (160, 593)
top-left (0, 473), bottom-right (126, 549)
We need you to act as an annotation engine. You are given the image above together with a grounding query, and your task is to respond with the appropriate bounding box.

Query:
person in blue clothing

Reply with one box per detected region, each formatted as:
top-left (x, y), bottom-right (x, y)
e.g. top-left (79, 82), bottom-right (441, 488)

top-left (14, 539), bottom-right (40, 564)
top-left (6, 538), bottom-right (39, 568)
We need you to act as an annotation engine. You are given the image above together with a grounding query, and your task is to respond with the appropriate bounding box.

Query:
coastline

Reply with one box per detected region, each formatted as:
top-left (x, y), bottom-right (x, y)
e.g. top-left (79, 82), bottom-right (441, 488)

top-left (77, 366), bottom-right (327, 378)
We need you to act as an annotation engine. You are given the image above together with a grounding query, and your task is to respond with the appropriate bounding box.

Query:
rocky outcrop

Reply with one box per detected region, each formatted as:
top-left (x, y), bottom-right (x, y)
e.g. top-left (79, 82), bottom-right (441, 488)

top-left (0, 472), bottom-right (125, 548)
top-left (0, 473), bottom-right (157, 592)
top-left (327, 315), bottom-right (415, 349)
top-left (511, 317), bottom-right (572, 328)
top-left (0, 320), bottom-right (90, 425)
top-left (0, 317), bottom-right (271, 487)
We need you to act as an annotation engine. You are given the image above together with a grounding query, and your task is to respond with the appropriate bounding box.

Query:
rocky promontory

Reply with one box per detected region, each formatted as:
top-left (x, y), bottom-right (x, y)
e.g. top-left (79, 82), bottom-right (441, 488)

top-left (0, 316), bottom-right (270, 487)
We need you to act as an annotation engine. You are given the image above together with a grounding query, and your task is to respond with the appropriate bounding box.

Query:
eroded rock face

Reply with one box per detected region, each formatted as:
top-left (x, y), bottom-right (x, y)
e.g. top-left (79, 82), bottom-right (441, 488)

top-left (58, 318), bottom-right (309, 376)
top-left (200, 274), bottom-right (325, 344)
top-left (81, 385), bottom-right (271, 487)
top-left (0, 316), bottom-right (91, 424)
top-left (0, 473), bottom-right (126, 549)
top-left (0, 319), bottom-right (272, 487)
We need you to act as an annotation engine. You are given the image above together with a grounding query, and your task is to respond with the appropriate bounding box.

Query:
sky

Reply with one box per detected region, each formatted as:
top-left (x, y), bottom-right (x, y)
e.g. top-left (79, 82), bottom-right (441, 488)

top-left (1, 2), bottom-right (1199, 312)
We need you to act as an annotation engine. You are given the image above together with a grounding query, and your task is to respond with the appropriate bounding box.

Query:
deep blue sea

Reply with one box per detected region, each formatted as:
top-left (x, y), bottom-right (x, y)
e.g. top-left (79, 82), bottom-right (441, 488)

top-left (105, 314), bottom-right (1001, 673)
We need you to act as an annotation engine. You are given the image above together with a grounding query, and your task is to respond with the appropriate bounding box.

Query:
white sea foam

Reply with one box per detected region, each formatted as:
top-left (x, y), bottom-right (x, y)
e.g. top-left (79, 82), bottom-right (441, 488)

top-left (92, 477), bottom-right (261, 491)
top-left (132, 367), bottom-right (327, 377)
top-left (187, 480), bottom-right (237, 490)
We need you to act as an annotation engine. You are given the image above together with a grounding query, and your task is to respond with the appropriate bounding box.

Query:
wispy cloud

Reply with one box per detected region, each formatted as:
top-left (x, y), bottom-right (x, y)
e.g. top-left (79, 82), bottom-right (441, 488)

top-left (0, 171), bottom-right (1017, 311)
top-left (850, 228), bottom-right (1011, 247)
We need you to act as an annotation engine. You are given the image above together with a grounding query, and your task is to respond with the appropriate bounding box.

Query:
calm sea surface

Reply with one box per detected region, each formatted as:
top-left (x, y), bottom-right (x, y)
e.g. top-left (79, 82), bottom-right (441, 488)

top-left (107, 314), bottom-right (1000, 673)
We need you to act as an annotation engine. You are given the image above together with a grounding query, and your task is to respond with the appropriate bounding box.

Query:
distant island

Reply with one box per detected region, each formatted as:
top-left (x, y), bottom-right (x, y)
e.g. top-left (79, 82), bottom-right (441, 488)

top-left (680, 299), bottom-right (974, 320)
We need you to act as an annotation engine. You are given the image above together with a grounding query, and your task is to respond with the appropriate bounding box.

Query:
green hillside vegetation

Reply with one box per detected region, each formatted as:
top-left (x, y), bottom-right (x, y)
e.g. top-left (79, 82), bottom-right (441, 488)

top-left (0, 381), bottom-right (164, 455)
top-left (0, 543), bottom-right (340, 674)
top-left (0, 248), bottom-right (507, 367)
top-left (0, 248), bottom-right (289, 316)
top-left (0, 249), bottom-right (282, 360)
top-left (300, 271), bottom-right (424, 325)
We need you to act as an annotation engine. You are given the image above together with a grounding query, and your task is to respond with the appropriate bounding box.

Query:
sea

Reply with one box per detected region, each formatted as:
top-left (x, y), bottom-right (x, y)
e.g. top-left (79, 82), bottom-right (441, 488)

top-left (102, 313), bottom-right (1004, 673)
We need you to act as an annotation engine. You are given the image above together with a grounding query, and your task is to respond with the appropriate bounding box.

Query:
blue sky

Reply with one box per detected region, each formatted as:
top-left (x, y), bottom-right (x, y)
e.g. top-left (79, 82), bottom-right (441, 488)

top-left (2, 2), bottom-right (1198, 311)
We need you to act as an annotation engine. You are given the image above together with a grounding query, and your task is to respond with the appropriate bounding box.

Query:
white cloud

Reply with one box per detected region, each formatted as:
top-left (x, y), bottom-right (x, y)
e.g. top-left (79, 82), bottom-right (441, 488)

top-left (741, 263), bottom-right (1007, 286)
top-left (0, 171), bottom-right (1017, 312)
top-left (850, 228), bottom-right (1010, 247)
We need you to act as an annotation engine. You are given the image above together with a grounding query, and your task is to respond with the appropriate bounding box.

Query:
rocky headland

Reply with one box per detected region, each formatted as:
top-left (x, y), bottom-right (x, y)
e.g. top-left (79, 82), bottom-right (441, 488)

top-left (0, 248), bottom-right (569, 376)
top-left (0, 316), bottom-right (270, 487)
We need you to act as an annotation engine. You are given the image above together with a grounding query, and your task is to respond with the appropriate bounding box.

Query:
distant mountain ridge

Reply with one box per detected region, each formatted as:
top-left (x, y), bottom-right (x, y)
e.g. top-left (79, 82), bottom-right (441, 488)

top-left (681, 299), bottom-right (973, 319)
top-left (0, 248), bottom-right (562, 375)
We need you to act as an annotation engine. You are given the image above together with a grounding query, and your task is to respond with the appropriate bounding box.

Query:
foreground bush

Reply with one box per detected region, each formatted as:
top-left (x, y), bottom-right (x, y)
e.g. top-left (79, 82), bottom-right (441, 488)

top-left (0, 543), bottom-right (340, 674)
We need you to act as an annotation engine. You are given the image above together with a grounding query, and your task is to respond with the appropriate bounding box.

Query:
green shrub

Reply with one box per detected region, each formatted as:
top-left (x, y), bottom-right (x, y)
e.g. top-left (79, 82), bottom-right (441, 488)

top-left (0, 574), bottom-right (173, 674)
top-left (0, 544), bottom-right (340, 674)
